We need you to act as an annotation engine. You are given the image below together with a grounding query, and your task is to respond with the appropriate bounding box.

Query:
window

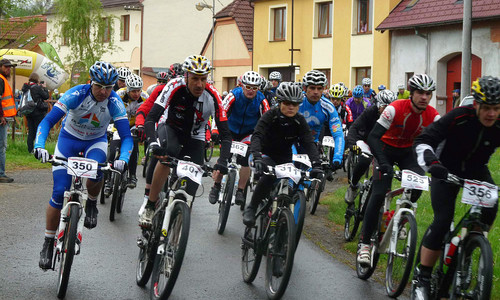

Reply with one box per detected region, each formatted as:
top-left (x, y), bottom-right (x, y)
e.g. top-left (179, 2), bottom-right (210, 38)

top-left (355, 67), bottom-right (371, 85)
top-left (357, 0), bottom-right (372, 34)
top-left (316, 69), bottom-right (331, 88)
top-left (318, 2), bottom-right (332, 37)
top-left (273, 7), bottom-right (286, 41)
top-left (62, 22), bottom-right (70, 46)
top-left (102, 17), bottom-right (111, 43)
top-left (121, 15), bottom-right (130, 41)
top-left (405, 72), bottom-right (414, 86)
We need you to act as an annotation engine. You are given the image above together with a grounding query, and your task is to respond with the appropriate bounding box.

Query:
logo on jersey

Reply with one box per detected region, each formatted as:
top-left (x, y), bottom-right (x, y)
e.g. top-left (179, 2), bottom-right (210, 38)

top-left (382, 109), bottom-right (391, 121)
top-left (79, 113), bottom-right (100, 128)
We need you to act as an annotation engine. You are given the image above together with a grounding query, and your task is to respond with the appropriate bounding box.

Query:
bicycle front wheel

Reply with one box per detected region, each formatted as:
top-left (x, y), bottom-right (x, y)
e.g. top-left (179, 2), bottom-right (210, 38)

top-left (150, 201), bottom-right (190, 300)
top-left (344, 185), bottom-right (365, 242)
top-left (56, 202), bottom-right (79, 299)
top-left (385, 212), bottom-right (417, 298)
top-left (450, 233), bottom-right (493, 300)
top-left (100, 172), bottom-right (108, 204)
top-left (116, 170), bottom-right (128, 214)
top-left (265, 209), bottom-right (296, 300)
top-left (307, 179), bottom-right (320, 215)
top-left (356, 231), bottom-right (380, 280)
top-left (204, 141), bottom-right (214, 162)
top-left (241, 210), bottom-right (263, 283)
top-left (217, 172), bottom-right (235, 235)
top-left (293, 191), bottom-right (306, 249)
top-left (109, 172), bottom-right (122, 221)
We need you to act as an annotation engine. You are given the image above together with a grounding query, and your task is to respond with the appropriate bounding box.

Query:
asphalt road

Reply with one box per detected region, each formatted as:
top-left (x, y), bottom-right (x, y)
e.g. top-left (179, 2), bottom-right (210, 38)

top-left (0, 166), bottom-right (399, 300)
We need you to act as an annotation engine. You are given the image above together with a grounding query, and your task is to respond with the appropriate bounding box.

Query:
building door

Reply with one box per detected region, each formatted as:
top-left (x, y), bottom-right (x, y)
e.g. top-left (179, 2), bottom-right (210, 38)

top-left (446, 54), bottom-right (481, 112)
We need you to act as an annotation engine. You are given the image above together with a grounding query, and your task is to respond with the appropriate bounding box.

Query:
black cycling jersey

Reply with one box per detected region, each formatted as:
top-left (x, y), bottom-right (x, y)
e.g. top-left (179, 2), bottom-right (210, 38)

top-left (250, 107), bottom-right (320, 165)
top-left (346, 104), bottom-right (379, 148)
top-left (414, 105), bottom-right (500, 176)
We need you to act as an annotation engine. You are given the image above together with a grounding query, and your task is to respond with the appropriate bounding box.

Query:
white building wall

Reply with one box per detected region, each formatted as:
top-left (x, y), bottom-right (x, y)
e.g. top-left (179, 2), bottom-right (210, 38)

top-left (390, 25), bottom-right (500, 114)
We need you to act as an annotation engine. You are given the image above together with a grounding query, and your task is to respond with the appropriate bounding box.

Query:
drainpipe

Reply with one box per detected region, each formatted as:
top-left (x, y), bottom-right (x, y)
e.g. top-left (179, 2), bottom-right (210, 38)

top-left (290, 0), bottom-right (294, 81)
top-left (461, 0), bottom-right (472, 98)
top-left (140, 2), bottom-right (144, 75)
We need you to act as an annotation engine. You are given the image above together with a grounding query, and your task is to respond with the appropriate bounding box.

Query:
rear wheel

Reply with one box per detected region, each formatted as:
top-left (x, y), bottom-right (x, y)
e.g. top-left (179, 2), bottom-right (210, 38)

top-left (150, 201), bottom-right (190, 300)
top-left (204, 141), bottom-right (214, 162)
top-left (265, 209), bottom-right (296, 300)
top-left (356, 231), bottom-right (380, 280)
top-left (385, 212), bottom-right (417, 298)
top-left (450, 233), bottom-right (493, 300)
top-left (56, 202), bottom-right (79, 299)
top-left (217, 172), bottom-right (235, 235)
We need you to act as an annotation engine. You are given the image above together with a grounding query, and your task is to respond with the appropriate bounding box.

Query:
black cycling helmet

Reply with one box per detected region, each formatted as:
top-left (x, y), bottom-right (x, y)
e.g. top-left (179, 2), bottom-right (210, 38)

top-left (471, 76), bottom-right (500, 105)
top-left (170, 63), bottom-right (184, 78)
top-left (276, 82), bottom-right (303, 104)
top-left (408, 74), bottom-right (436, 93)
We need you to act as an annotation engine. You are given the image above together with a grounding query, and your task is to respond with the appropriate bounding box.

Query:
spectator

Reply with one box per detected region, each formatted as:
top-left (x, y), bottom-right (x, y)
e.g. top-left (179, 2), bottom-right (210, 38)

top-left (397, 83), bottom-right (410, 99)
top-left (52, 89), bottom-right (61, 101)
top-left (452, 89), bottom-right (460, 108)
top-left (0, 58), bottom-right (16, 183)
top-left (23, 73), bottom-right (49, 153)
top-left (359, 20), bottom-right (367, 33)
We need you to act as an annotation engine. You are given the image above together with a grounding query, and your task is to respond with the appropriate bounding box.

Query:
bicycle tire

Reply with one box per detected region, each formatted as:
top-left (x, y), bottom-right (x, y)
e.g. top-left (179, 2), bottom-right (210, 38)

top-left (217, 172), bottom-right (235, 234)
top-left (344, 183), bottom-right (366, 241)
top-left (293, 191), bottom-right (306, 249)
top-left (204, 141), bottom-right (214, 162)
top-left (241, 211), bottom-right (263, 283)
top-left (116, 170), bottom-right (128, 214)
top-left (136, 230), bottom-right (155, 286)
top-left (150, 201), bottom-right (190, 300)
top-left (450, 233), bottom-right (493, 300)
top-left (385, 212), bottom-right (417, 298)
top-left (308, 179), bottom-right (320, 215)
top-left (142, 150), bottom-right (150, 178)
top-left (99, 172), bottom-right (108, 204)
top-left (356, 231), bottom-right (380, 280)
top-left (265, 209), bottom-right (296, 300)
top-left (56, 201), bottom-right (79, 299)
top-left (241, 180), bottom-right (249, 211)
top-left (109, 172), bottom-right (122, 222)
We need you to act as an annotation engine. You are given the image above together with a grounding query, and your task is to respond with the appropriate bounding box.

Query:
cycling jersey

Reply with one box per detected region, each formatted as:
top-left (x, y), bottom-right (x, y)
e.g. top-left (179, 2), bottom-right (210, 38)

top-left (346, 105), bottom-right (379, 148)
top-left (146, 83), bottom-right (158, 95)
top-left (251, 106), bottom-right (320, 165)
top-left (144, 77), bottom-right (231, 163)
top-left (334, 102), bottom-right (353, 128)
top-left (264, 86), bottom-right (278, 106)
top-left (345, 97), bottom-right (371, 121)
top-left (299, 96), bottom-right (345, 164)
top-left (136, 83), bottom-right (166, 127)
top-left (224, 86), bottom-right (270, 136)
top-left (116, 88), bottom-right (148, 127)
top-left (363, 88), bottom-right (377, 104)
top-left (378, 99), bottom-right (440, 148)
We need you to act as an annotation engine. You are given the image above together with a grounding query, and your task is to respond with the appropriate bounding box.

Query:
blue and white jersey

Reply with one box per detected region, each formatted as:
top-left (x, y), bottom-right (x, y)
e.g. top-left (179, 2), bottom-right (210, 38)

top-left (52, 84), bottom-right (127, 140)
top-left (298, 96), bottom-right (345, 163)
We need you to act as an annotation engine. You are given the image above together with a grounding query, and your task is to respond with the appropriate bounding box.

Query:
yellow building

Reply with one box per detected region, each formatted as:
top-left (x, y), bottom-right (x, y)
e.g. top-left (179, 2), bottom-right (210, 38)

top-left (252, 0), bottom-right (399, 90)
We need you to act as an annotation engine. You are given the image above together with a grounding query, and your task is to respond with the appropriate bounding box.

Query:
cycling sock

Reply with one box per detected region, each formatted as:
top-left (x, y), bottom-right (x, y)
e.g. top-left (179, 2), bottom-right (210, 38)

top-left (45, 229), bottom-right (56, 239)
top-left (144, 188), bottom-right (150, 196)
top-left (214, 182), bottom-right (221, 189)
top-left (418, 264), bottom-right (433, 278)
top-left (237, 188), bottom-right (244, 193)
top-left (146, 200), bottom-right (156, 209)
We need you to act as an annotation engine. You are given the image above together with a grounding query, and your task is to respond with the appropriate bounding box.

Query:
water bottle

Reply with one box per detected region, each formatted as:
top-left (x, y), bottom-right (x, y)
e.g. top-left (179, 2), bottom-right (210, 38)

top-left (444, 236), bottom-right (460, 265)
top-left (380, 211), bottom-right (389, 233)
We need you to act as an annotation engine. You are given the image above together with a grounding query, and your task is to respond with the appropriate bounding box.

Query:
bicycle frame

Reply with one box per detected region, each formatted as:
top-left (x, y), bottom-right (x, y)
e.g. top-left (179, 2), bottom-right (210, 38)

top-left (218, 156), bottom-right (241, 204)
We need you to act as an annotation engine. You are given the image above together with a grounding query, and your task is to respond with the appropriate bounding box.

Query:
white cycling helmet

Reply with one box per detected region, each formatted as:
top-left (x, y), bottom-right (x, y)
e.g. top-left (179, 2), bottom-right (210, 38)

top-left (376, 90), bottom-right (397, 108)
top-left (302, 70), bottom-right (327, 87)
top-left (397, 84), bottom-right (406, 90)
top-left (117, 67), bottom-right (132, 80)
top-left (408, 74), bottom-right (436, 92)
top-left (362, 77), bottom-right (371, 85)
top-left (125, 74), bottom-right (143, 92)
top-left (241, 71), bottom-right (262, 86)
top-left (54, 89), bottom-right (59, 94)
top-left (269, 71), bottom-right (282, 81)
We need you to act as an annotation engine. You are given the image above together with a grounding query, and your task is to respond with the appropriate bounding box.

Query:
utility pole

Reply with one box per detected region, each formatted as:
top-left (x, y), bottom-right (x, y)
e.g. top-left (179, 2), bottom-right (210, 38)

top-left (460, 0), bottom-right (472, 100)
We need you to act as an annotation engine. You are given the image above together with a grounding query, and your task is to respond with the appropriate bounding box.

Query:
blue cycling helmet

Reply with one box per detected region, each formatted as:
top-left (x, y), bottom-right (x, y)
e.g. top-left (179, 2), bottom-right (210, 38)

top-left (352, 85), bottom-right (364, 98)
top-left (89, 61), bottom-right (118, 85)
top-left (378, 84), bottom-right (386, 91)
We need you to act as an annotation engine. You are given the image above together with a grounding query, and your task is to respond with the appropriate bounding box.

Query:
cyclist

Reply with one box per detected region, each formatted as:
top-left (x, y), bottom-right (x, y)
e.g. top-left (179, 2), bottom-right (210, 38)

top-left (146, 71), bottom-right (170, 95)
top-left (208, 71), bottom-right (270, 206)
top-left (344, 89), bottom-right (397, 204)
top-left (35, 61), bottom-right (133, 269)
top-left (329, 83), bottom-right (353, 129)
top-left (361, 77), bottom-right (377, 104)
top-left (265, 71), bottom-right (281, 106)
top-left (377, 84), bottom-right (386, 92)
top-left (357, 74), bottom-right (440, 267)
top-left (411, 76), bottom-right (500, 299)
top-left (113, 74), bottom-right (149, 188)
top-left (299, 70), bottom-right (345, 172)
top-left (114, 66), bottom-right (131, 91)
top-left (346, 85), bottom-right (371, 122)
top-left (242, 82), bottom-right (324, 226)
top-left (397, 83), bottom-right (410, 99)
top-left (140, 55), bottom-right (231, 228)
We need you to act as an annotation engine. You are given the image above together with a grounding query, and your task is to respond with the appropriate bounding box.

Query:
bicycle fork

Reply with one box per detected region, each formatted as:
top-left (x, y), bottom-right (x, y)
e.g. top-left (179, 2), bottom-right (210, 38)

top-left (379, 198), bottom-right (417, 254)
top-left (55, 191), bottom-right (87, 259)
top-left (157, 195), bottom-right (191, 256)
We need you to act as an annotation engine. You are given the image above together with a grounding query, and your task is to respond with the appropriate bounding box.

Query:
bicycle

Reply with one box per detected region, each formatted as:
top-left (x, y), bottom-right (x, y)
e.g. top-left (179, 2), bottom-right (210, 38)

top-left (344, 141), bottom-right (373, 241)
top-left (216, 140), bottom-right (250, 234)
top-left (356, 169), bottom-right (428, 298)
top-left (305, 139), bottom-right (333, 215)
top-left (135, 156), bottom-right (211, 300)
top-left (47, 155), bottom-right (120, 299)
top-left (410, 174), bottom-right (498, 300)
top-left (241, 163), bottom-right (310, 299)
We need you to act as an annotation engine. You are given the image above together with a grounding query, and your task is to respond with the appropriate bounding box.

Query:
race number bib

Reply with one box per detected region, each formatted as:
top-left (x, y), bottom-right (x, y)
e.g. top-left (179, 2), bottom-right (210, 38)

top-left (67, 157), bottom-right (98, 179)
top-left (177, 160), bottom-right (203, 185)
top-left (401, 170), bottom-right (429, 191)
top-left (461, 180), bottom-right (498, 208)
top-left (322, 136), bottom-right (335, 148)
top-left (292, 154), bottom-right (311, 168)
top-left (275, 163), bottom-right (301, 184)
top-left (230, 141), bottom-right (248, 156)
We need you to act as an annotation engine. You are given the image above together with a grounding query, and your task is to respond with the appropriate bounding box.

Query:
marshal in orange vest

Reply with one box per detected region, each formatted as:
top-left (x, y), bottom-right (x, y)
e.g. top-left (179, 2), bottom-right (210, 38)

top-left (0, 73), bottom-right (16, 117)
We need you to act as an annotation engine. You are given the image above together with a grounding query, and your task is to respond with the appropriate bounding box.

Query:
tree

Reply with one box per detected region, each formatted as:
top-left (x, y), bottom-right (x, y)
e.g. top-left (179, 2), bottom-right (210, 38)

top-left (51, 0), bottom-right (118, 79)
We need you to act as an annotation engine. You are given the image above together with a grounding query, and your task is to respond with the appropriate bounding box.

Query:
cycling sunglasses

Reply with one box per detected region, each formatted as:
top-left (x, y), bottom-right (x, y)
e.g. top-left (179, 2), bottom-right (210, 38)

top-left (244, 84), bottom-right (259, 91)
top-left (93, 83), bottom-right (114, 91)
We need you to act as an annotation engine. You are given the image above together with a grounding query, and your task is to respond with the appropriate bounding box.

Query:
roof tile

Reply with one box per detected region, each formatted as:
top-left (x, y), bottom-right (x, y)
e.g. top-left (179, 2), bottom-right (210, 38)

top-left (0, 15), bottom-right (46, 50)
top-left (214, 0), bottom-right (253, 50)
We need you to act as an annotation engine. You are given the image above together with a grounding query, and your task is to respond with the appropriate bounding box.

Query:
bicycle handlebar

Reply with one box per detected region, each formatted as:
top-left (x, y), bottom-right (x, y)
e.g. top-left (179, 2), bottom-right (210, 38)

top-left (48, 155), bottom-right (121, 175)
